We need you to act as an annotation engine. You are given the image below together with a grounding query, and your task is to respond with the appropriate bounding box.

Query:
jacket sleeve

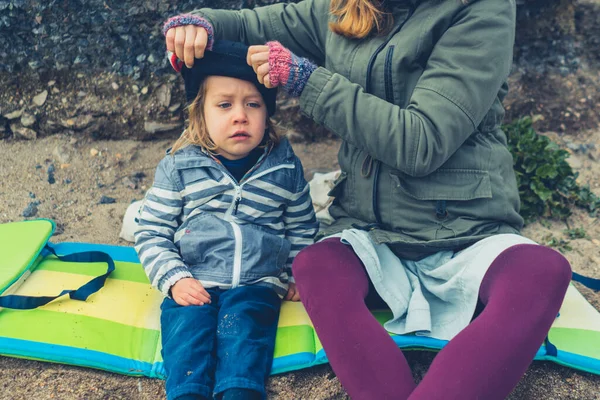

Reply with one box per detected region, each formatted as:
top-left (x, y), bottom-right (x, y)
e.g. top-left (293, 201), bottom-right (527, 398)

top-left (188, 0), bottom-right (328, 64)
top-left (300, 0), bottom-right (516, 177)
top-left (283, 158), bottom-right (319, 283)
top-left (134, 156), bottom-right (193, 296)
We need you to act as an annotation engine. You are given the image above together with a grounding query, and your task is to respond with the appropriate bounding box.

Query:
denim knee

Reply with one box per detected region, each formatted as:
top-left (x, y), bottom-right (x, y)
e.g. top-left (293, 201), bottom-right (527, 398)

top-left (213, 286), bottom-right (280, 398)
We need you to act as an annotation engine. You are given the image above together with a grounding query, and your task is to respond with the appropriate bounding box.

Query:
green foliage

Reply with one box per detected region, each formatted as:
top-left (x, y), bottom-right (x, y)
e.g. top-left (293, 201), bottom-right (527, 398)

top-left (542, 234), bottom-right (573, 254)
top-left (540, 227), bottom-right (588, 254)
top-left (503, 117), bottom-right (600, 223)
top-left (564, 227), bottom-right (588, 240)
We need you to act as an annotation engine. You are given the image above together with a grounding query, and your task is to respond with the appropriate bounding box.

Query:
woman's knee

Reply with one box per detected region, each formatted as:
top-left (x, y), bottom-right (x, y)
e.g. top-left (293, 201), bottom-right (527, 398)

top-left (293, 238), bottom-right (348, 281)
top-left (541, 246), bottom-right (572, 288)
top-left (518, 244), bottom-right (572, 291)
top-left (482, 244), bottom-right (572, 304)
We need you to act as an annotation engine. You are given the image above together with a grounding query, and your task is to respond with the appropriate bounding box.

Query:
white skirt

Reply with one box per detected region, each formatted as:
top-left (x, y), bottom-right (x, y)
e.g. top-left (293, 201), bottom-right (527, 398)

top-left (325, 230), bottom-right (537, 341)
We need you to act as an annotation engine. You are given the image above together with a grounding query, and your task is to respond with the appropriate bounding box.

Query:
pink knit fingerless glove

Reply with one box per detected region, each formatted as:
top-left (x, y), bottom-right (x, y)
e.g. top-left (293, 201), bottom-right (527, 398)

top-left (267, 41), bottom-right (317, 97)
top-left (162, 14), bottom-right (214, 72)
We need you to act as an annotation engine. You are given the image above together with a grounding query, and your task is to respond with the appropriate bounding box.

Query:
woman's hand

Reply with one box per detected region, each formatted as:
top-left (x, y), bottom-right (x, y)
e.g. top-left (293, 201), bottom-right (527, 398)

top-left (166, 26), bottom-right (209, 68)
top-left (247, 45), bottom-right (273, 87)
top-left (285, 282), bottom-right (301, 302)
top-left (171, 278), bottom-right (212, 306)
top-left (163, 15), bottom-right (214, 68)
top-left (247, 41), bottom-right (317, 97)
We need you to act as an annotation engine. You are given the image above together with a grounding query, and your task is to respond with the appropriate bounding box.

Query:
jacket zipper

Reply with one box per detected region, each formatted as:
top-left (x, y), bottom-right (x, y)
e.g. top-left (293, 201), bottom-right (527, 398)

top-left (365, 6), bottom-right (413, 93)
top-left (384, 45), bottom-right (395, 104)
top-left (224, 163), bottom-right (295, 288)
top-left (230, 222), bottom-right (243, 288)
top-left (365, 6), bottom-right (414, 227)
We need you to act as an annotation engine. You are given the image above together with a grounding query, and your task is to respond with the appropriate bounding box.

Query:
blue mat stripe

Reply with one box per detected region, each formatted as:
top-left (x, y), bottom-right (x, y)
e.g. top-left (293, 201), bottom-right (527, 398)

top-left (0, 337), bottom-right (162, 378)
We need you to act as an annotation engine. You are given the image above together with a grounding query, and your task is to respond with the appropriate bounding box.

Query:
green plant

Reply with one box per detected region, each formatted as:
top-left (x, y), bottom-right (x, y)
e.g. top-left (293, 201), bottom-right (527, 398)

top-left (564, 227), bottom-right (588, 240)
top-left (542, 234), bottom-right (573, 253)
top-left (503, 117), bottom-right (600, 223)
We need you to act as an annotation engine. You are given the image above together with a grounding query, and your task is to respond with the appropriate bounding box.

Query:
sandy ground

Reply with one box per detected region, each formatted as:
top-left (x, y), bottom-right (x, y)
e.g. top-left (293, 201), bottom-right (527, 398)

top-left (0, 133), bottom-right (599, 399)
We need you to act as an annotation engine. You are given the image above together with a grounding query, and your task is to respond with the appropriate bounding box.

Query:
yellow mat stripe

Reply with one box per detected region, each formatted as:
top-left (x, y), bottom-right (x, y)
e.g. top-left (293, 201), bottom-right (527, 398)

top-left (13, 270), bottom-right (316, 330)
top-left (278, 301), bottom-right (313, 328)
top-left (12, 270), bottom-right (162, 331)
top-left (552, 284), bottom-right (600, 331)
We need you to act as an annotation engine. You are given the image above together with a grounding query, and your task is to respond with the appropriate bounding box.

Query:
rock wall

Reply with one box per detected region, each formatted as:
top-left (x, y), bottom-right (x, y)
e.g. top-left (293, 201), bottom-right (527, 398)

top-left (505, 0), bottom-right (600, 133)
top-left (1, 0), bottom-right (598, 142)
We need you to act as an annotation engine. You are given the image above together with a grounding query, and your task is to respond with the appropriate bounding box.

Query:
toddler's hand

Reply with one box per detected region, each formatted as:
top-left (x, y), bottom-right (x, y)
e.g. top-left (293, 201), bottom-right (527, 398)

top-left (171, 278), bottom-right (211, 306)
top-left (285, 282), bottom-right (301, 302)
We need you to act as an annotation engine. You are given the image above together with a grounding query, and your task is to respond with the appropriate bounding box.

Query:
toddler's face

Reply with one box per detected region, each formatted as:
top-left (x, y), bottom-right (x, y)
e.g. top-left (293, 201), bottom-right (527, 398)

top-left (203, 76), bottom-right (267, 160)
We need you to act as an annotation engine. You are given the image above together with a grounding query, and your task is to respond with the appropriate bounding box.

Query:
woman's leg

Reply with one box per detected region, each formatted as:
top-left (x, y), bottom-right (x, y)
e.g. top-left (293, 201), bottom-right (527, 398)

top-left (409, 244), bottom-right (572, 400)
top-left (294, 238), bottom-right (416, 399)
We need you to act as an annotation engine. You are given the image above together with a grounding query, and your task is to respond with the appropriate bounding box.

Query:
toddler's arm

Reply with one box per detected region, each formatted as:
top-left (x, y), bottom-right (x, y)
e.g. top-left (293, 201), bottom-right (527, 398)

top-left (283, 158), bottom-right (320, 289)
top-left (134, 156), bottom-right (193, 296)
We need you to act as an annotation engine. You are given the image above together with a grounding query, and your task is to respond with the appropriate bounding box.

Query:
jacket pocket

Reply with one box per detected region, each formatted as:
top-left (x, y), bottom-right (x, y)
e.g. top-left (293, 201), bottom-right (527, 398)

top-left (240, 224), bottom-right (290, 280)
top-left (178, 214), bottom-right (235, 278)
top-left (391, 169), bottom-right (492, 201)
top-left (387, 169), bottom-right (494, 240)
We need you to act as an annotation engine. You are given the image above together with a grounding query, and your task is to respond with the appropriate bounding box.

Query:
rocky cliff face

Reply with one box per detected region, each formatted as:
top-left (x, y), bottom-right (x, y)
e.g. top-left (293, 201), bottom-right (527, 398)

top-left (1, 0), bottom-right (598, 142)
top-left (505, 0), bottom-right (600, 133)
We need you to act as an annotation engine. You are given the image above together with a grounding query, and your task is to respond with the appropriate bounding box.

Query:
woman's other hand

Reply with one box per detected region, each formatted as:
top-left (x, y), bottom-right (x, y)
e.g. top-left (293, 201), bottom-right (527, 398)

top-left (247, 45), bottom-right (273, 87)
top-left (248, 41), bottom-right (317, 97)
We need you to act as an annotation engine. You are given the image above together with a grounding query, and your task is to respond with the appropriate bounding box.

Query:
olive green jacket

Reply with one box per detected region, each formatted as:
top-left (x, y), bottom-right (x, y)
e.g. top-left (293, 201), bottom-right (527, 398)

top-left (192, 0), bottom-right (524, 259)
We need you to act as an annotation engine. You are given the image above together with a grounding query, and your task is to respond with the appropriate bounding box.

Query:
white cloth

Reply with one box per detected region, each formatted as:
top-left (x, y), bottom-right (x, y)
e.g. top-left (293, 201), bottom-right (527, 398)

top-left (308, 170), bottom-right (340, 225)
top-left (119, 200), bottom-right (143, 242)
top-left (328, 229), bottom-right (536, 341)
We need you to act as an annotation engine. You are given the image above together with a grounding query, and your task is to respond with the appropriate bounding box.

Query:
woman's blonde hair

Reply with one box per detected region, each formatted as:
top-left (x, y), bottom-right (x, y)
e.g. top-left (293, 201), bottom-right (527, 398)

top-left (329, 0), bottom-right (470, 39)
top-left (329, 0), bottom-right (391, 39)
top-left (171, 79), bottom-right (280, 155)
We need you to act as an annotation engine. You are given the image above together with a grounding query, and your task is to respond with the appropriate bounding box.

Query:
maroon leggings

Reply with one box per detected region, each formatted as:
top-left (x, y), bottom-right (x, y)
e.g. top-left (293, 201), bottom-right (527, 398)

top-left (293, 238), bottom-right (571, 400)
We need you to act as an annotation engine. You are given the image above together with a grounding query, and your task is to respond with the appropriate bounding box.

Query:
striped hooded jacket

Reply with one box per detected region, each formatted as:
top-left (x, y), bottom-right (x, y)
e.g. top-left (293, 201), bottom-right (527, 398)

top-left (134, 137), bottom-right (319, 297)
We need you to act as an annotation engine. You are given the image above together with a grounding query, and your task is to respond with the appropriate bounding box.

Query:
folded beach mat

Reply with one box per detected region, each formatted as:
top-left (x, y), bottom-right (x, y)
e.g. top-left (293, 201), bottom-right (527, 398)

top-left (0, 219), bottom-right (599, 378)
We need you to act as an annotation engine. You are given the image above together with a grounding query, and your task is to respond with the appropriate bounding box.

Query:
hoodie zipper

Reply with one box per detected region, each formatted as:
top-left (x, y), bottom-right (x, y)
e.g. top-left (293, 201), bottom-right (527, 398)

top-left (223, 163), bottom-right (295, 288)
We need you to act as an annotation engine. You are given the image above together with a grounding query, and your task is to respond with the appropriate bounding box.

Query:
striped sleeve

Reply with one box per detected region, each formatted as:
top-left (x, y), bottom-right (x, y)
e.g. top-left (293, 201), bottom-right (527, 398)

top-left (134, 156), bottom-right (192, 296)
top-left (283, 159), bottom-right (319, 282)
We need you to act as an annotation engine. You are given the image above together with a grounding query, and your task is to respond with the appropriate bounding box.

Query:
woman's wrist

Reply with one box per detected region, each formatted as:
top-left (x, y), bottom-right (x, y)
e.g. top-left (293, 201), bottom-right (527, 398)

top-left (162, 14), bottom-right (215, 51)
top-left (267, 41), bottom-right (317, 98)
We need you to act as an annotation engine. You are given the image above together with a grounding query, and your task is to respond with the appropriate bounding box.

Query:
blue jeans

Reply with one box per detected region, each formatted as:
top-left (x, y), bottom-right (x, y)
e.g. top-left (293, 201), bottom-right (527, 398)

top-left (160, 286), bottom-right (281, 400)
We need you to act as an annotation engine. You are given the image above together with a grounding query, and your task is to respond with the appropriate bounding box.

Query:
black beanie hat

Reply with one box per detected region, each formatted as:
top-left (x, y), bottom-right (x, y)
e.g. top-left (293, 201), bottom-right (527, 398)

top-left (180, 40), bottom-right (277, 117)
